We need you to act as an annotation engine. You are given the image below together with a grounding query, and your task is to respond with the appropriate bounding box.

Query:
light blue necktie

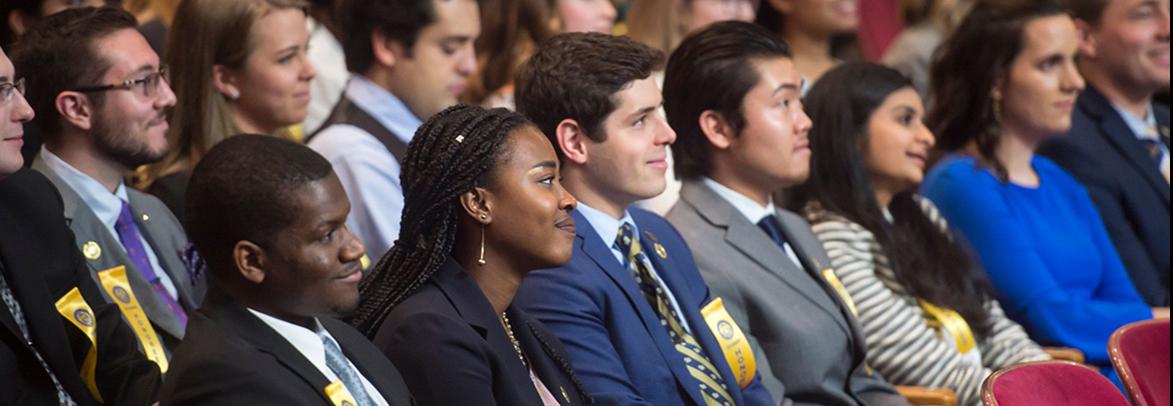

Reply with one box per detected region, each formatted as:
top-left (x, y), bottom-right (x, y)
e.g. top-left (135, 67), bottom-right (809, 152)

top-left (320, 331), bottom-right (377, 406)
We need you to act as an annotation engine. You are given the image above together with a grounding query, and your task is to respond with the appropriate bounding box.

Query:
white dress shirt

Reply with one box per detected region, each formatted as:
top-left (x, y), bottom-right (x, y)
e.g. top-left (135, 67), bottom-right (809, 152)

top-left (700, 177), bottom-right (803, 268)
top-left (38, 148), bottom-right (178, 298)
top-left (575, 202), bottom-right (692, 333)
top-left (308, 76), bottom-right (423, 259)
top-left (247, 309), bottom-right (390, 406)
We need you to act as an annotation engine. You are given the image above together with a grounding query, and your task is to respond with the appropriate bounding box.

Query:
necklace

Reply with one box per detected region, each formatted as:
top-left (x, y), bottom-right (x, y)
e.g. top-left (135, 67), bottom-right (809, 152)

top-left (500, 312), bottom-right (527, 368)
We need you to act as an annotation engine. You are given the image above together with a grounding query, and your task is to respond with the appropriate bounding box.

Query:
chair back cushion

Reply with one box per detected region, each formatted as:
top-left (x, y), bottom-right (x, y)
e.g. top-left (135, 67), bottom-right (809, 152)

top-left (1110, 319), bottom-right (1171, 406)
top-left (981, 361), bottom-right (1129, 406)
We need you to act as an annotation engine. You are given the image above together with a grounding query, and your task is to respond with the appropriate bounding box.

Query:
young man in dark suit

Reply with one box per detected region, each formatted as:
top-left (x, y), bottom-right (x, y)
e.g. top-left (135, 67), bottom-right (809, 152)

top-left (2, 44), bottom-right (162, 406)
top-left (1040, 0), bottom-right (1170, 306)
top-left (160, 135), bottom-right (414, 405)
top-left (512, 32), bottom-right (775, 406)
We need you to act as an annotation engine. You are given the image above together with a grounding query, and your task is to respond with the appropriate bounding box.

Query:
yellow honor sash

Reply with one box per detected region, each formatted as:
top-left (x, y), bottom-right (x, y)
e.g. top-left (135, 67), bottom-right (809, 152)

top-left (820, 269), bottom-right (860, 318)
top-left (324, 381), bottom-right (359, 406)
top-left (97, 266), bottom-right (169, 373)
top-left (701, 298), bottom-right (757, 389)
top-left (919, 300), bottom-right (976, 354)
top-left (54, 287), bottom-right (102, 402)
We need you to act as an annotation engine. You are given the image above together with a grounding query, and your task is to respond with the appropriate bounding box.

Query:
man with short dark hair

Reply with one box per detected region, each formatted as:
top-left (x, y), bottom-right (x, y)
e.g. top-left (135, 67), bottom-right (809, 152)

top-left (13, 7), bottom-right (202, 363)
top-left (2, 43), bottom-right (162, 406)
top-left (1040, 0), bottom-right (1170, 306)
top-left (663, 21), bottom-right (909, 406)
top-left (513, 32), bottom-right (775, 406)
top-left (160, 135), bottom-right (414, 405)
top-left (308, 0), bottom-right (480, 259)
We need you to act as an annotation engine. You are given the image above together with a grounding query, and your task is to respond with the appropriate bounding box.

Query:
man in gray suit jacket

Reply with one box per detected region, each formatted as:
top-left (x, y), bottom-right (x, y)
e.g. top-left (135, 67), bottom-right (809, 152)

top-left (662, 22), bottom-right (908, 406)
top-left (13, 7), bottom-right (204, 360)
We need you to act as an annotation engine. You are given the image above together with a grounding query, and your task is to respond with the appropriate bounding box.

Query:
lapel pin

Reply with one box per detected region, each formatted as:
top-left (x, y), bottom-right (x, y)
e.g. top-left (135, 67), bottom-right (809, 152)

top-left (360, 254), bottom-right (372, 270)
top-left (141, 213), bottom-right (150, 222)
top-left (643, 231), bottom-right (668, 259)
top-left (83, 241), bottom-right (102, 260)
top-left (561, 387), bottom-right (571, 404)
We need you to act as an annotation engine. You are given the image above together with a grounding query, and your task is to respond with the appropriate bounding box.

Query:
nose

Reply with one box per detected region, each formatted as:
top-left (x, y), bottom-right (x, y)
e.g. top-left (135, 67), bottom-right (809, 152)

top-left (919, 122), bottom-right (936, 148)
top-left (300, 53), bottom-right (317, 81)
top-left (559, 186), bottom-right (578, 212)
top-left (156, 80), bottom-right (178, 109)
top-left (1158, 5), bottom-right (1170, 38)
top-left (655, 113), bottom-right (677, 145)
top-left (456, 44), bottom-right (477, 77)
top-left (13, 92), bottom-right (34, 123)
top-left (1062, 63), bottom-right (1085, 93)
top-left (341, 225), bottom-right (367, 263)
top-left (796, 108), bottom-right (813, 134)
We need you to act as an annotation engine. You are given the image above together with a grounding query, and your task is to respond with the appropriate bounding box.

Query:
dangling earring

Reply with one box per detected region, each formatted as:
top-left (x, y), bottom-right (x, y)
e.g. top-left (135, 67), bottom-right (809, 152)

top-left (478, 214), bottom-right (487, 266)
top-left (991, 89), bottom-right (1004, 124)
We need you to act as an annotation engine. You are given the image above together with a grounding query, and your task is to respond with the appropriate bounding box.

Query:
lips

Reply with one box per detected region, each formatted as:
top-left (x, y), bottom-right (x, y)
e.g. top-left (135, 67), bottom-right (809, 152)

top-left (336, 265), bottom-right (363, 283)
top-left (1054, 100), bottom-right (1076, 112)
top-left (906, 151), bottom-right (928, 168)
top-left (556, 216), bottom-right (576, 235)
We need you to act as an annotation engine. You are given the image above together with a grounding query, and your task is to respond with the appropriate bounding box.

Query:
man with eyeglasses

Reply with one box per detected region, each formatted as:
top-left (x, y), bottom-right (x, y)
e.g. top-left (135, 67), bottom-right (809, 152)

top-left (12, 6), bottom-right (203, 364)
top-left (2, 44), bottom-right (163, 405)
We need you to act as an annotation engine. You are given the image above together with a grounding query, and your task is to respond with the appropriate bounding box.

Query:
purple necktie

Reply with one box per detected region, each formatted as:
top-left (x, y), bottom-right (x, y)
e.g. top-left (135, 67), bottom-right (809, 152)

top-left (114, 200), bottom-right (188, 326)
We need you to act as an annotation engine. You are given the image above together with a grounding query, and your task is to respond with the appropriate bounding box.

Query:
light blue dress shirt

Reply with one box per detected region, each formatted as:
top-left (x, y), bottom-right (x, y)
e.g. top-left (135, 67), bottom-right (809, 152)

top-left (1113, 103), bottom-right (1167, 161)
top-left (575, 202), bottom-right (692, 332)
top-left (38, 148), bottom-right (178, 298)
top-left (699, 177), bottom-right (803, 268)
top-left (308, 76), bottom-right (422, 259)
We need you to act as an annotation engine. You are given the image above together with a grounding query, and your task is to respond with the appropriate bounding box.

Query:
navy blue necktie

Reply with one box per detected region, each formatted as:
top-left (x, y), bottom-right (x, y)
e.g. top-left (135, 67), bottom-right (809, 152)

top-left (757, 215), bottom-right (788, 252)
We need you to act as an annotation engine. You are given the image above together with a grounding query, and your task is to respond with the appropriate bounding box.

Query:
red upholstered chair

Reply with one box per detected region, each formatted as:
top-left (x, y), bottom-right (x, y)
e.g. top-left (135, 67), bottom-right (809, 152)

top-left (1109, 318), bottom-right (1171, 406)
top-left (980, 360), bottom-right (1128, 406)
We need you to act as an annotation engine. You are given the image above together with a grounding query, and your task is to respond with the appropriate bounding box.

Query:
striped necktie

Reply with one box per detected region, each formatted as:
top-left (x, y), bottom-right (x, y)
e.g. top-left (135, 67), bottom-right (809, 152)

top-left (615, 223), bottom-right (735, 406)
top-left (1139, 125), bottom-right (1169, 183)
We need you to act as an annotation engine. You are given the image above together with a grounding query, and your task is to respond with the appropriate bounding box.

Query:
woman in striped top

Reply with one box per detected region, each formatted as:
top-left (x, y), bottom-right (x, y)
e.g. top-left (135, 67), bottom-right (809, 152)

top-left (787, 62), bottom-right (1048, 406)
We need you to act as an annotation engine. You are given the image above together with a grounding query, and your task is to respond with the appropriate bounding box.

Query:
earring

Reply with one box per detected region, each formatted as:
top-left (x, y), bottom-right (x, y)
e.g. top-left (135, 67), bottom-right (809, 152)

top-left (478, 214), bottom-right (487, 266)
top-left (226, 89), bottom-right (240, 101)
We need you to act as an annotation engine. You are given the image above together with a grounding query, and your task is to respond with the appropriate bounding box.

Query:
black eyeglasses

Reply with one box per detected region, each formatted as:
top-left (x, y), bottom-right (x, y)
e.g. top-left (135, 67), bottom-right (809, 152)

top-left (70, 66), bottom-right (170, 99)
top-left (0, 78), bottom-right (25, 104)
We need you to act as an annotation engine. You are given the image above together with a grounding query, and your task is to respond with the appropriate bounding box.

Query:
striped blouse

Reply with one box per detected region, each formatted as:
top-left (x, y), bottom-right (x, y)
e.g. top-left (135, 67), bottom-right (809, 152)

top-left (804, 198), bottom-right (1049, 406)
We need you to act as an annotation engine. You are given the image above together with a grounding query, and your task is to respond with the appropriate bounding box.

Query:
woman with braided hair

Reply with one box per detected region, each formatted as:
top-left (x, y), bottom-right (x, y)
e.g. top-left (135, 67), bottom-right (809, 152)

top-left (352, 105), bottom-right (589, 405)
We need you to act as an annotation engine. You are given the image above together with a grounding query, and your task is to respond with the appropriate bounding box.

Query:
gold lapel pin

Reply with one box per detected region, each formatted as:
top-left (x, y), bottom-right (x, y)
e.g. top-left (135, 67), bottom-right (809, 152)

top-left (360, 254), bottom-right (372, 270)
top-left (83, 241), bottom-right (102, 260)
top-left (141, 213), bottom-right (150, 222)
top-left (560, 387), bottom-right (571, 403)
top-left (643, 231), bottom-right (668, 259)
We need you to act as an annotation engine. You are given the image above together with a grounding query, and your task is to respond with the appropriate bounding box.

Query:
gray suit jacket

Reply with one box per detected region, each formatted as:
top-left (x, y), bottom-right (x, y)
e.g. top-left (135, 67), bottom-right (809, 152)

top-left (666, 181), bottom-right (907, 406)
top-left (34, 159), bottom-right (204, 352)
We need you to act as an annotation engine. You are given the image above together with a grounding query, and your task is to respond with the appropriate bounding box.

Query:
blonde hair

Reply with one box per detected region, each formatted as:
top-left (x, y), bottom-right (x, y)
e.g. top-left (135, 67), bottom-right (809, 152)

top-left (137, 0), bottom-right (307, 189)
top-left (122, 0), bottom-right (180, 27)
top-left (626, 0), bottom-right (686, 55)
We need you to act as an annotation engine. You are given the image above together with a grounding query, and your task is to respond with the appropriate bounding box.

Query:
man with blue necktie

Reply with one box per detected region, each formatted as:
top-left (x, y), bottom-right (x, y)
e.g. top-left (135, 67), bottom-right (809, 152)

top-left (513, 32), bottom-right (775, 406)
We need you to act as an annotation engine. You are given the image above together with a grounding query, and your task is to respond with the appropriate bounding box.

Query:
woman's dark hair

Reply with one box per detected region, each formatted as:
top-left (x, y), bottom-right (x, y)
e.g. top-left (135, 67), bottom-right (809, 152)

top-left (927, 0), bottom-right (1066, 181)
top-left (788, 62), bottom-right (995, 336)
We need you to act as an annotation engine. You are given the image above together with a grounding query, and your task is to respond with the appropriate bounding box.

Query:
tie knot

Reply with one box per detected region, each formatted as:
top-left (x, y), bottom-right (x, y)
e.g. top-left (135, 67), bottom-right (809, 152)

top-left (757, 215), bottom-right (786, 246)
top-left (116, 200), bottom-right (135, 225)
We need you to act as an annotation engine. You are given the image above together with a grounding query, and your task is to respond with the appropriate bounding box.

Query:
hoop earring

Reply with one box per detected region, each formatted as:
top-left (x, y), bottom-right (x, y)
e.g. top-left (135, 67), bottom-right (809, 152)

top-left (478, 215), bottom-right (487, 266)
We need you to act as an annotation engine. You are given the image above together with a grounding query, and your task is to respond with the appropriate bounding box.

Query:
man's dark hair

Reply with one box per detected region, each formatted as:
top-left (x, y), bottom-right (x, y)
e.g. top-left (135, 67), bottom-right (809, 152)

top-left (663, 21), bottom-right (792, 181)
top-left (338, 0), bottom-right (436, 74)
top-left (1062, 0), bottom-right (1109, 25)
top-left (515, 32), bottom-right (664, 161)
top-left (11, 6), bottom-right (137, 138)
top-left (186, 135), bottom-right (333, 280)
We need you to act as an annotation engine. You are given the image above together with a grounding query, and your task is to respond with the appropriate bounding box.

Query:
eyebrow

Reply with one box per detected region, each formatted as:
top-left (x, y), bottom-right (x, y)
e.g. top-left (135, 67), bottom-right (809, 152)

top-left (532, 160), bottom-right (558, 170)
top-left (773, 83), bottom-right (801, 96)
top-left (628, 104), bottom-right (660, 121)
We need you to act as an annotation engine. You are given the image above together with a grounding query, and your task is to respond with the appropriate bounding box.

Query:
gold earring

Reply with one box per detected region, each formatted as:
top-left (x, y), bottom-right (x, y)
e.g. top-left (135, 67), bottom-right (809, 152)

top-left (478, 214), bottom-right (487, 266)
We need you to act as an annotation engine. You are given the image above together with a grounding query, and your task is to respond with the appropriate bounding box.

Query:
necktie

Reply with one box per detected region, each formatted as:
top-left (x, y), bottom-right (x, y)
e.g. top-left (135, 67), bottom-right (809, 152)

top-left (1139, 126), bottom-right (1170, 184)
top-left (756, 215), bottom-right (789, 252)
top-left (1, 262), bottom-right (77, 405)
top-left (615, 223), bottom-right (735, 406)
top-left (320, 331), bottom-right (378, 406)
top-left (113, 201), bottom-right (187, 326)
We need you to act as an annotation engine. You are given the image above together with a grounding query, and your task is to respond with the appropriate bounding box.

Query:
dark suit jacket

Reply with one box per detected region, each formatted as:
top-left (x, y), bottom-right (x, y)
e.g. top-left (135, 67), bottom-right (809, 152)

top-left (1039, 85), bottom-right (1170, 306)
top-left (514, 208), bottom-right (775, 406)
top-left (1, 169), bottom-right (161, 406)
top-left (159, 290), bottom-right (415, 405)
top-left (372, 258), bottom-right (590, 405)
top-left (667, 181), bottom-right (907, 406)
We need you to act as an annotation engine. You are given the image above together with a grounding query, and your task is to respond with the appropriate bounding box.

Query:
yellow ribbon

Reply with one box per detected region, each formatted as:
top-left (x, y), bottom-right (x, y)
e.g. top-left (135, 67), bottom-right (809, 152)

top-left (54, 287), bottom-right (102, 402)
top-left (324, 381), bottom-right (360, 406)
top-left (97, 266), bottom-right (170, 373)
top-left (821, 269), bottom-right (860, 318)
top-left (919, 300), bottom-right (977, 354)
top-left (701, 297), bottom-right (757, 389)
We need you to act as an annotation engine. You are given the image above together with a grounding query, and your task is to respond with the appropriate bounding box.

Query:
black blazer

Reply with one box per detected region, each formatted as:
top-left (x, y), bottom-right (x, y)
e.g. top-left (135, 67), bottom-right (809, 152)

top-left (371, 259), bottom-right (590, 406)
top-left (0, 169), bottom-right (162, 406)
top-left (159, 290), bottom-right (416, 405)
top-left (1039, 85), bottom-right (1171, 306)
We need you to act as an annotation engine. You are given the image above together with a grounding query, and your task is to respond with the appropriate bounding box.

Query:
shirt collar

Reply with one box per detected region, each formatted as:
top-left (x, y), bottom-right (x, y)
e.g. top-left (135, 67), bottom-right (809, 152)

top-left (39, 147), bottom-right (130, 226)
top-left (575, 201), bottom-right (636, 249)
top-left (1111, 102), bottom-right (1159, 140)
top-left (247, 308), bottom-right (330, 369)
top-left (345, 75), bottom-right (423, 144)
top-left (700, 177), bottom-right (776, 223)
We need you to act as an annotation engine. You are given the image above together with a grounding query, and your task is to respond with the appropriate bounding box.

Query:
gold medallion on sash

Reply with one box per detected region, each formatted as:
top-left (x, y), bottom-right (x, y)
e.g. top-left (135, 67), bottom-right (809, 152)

top-left (55, 287), bottom-right (103, 402)
top-left (97, 266), bottom-right (170, 373)
top-left (820, 269), bottom-right (859, 318)
top-left (918, 300), bottom-right (977, 354)
top-left (324, 381), bottom-right (360, 406)
top-left (700, 297), bottom-right (757, 388)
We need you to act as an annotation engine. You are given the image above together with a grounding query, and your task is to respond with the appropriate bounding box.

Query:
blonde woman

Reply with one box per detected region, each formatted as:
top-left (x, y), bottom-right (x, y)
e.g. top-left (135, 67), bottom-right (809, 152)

top-left (137, 0), bottom-right (316, 220)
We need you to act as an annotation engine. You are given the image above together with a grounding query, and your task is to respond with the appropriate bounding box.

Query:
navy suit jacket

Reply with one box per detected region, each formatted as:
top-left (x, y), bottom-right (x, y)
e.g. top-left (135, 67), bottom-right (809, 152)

top-left (1039, 85), bottom-right (1170, 306)
top-left (514, 207), bottom-right (775, 406)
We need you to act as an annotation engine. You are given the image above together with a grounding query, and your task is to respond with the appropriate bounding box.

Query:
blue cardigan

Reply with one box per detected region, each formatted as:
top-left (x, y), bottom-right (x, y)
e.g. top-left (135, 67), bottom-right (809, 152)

top-left (921, 155), bottom-right (1150, 371)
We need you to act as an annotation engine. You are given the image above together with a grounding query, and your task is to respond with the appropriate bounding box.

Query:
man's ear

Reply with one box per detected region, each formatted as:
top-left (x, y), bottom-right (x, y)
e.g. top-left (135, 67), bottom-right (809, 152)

top-left (233, 241), bottom-right (268, 285)
top-left (1074, 18), bottom-right (1098, 60)
top-left (556, 118), bottom-right (591, 165)
top-left (54, 91), bottom-right (94, 132)
top-left (698, 110), bottom-right (736, 150)
top-left (459, 187), bottom-right (494, 224)
top-left (371, 28), bottom-right (403, 69)
top-left (211, 64), bottom-right (241, 100)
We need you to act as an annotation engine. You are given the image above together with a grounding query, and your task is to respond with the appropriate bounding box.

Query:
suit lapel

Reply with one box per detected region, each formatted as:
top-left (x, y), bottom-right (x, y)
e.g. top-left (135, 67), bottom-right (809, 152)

top-left (1082, 87), bottom-right (1170, 203)
top-left (573, 210), bottom-right (705, 406)
top-left (34, 162), bottom-right (186, 340)
top-left (324, 318), bottom-right (408, 405)
top-left (202, 294), bottom-right (335, 403)
top-left (514, 311), bottom-right (582, 405)
top-left (126, 191), bottom-right (199, 310)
